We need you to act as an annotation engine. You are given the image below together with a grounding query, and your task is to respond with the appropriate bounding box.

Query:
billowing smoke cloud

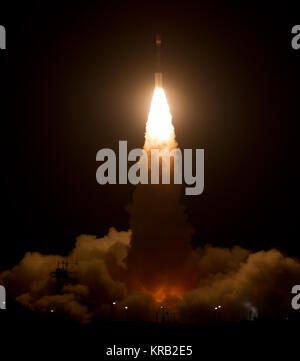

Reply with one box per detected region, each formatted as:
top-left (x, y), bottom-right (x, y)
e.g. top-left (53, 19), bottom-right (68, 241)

top-left (178, 247), bottom-right (300, 322)
top-left (1, 225), bottom-right (300, 322)
top-left (0, 228), bottom-right (132, 323)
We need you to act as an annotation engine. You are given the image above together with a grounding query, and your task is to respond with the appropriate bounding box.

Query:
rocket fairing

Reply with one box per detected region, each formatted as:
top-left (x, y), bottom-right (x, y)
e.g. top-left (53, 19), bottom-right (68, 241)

top-left (154, 34), bottom-right (163, 88)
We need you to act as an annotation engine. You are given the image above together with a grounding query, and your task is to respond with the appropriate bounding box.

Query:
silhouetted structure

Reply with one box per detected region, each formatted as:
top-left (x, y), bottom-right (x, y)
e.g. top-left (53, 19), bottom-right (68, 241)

top-left (50, 260), bottom-right (77, 294)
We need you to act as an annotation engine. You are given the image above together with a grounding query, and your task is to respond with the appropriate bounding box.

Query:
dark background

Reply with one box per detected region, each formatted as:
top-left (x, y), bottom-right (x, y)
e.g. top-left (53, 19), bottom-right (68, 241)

top-left (1, 1), bottom-right (299, 272)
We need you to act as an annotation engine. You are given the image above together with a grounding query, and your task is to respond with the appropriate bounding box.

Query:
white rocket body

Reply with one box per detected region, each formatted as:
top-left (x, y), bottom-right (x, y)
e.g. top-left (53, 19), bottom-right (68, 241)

top-left (154, 34), bottom-right (163, 88)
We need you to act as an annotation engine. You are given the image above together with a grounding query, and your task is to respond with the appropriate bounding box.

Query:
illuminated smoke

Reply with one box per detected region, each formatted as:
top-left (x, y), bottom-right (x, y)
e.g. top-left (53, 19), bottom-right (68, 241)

top-left (177, 248), bottom-right (300, 322)
top-left (0, 228), bottom-right (132, 323)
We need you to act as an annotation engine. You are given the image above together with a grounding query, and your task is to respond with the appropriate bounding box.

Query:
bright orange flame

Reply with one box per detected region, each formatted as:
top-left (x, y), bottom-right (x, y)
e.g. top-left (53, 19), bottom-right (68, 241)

top-left (145, 87), bottom-right (176, 151)
top-left (141, 285), bottom-right (183, 304)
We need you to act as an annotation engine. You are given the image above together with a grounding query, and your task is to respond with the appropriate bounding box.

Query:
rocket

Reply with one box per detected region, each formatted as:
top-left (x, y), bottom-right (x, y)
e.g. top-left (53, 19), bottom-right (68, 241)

top-left (154, 34), bottom-right (163, 88)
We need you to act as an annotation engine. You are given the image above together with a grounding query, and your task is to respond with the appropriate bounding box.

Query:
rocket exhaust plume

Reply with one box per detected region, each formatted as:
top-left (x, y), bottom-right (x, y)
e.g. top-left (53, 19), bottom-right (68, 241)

top-left (144, 87), bottom-right (176, 151)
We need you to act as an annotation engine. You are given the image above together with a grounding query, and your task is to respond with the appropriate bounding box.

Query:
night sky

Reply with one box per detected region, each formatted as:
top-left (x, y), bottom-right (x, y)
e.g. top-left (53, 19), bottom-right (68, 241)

top-left (1, 1), bottom-right (300, 271)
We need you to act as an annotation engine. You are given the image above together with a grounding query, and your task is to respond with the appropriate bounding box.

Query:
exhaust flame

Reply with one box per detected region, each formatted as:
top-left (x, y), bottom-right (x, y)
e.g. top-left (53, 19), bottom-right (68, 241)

top-left (152, 287), bottom-right (183, 303)
top-left (140, 285), bottom-right (184, 304)
top-left (145, 87), bottom-right (176, 150)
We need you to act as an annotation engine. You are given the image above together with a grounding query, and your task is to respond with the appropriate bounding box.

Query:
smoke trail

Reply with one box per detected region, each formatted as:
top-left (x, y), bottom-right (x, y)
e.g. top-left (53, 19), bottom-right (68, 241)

top-left (126, 86), bottom-right (195, 300)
